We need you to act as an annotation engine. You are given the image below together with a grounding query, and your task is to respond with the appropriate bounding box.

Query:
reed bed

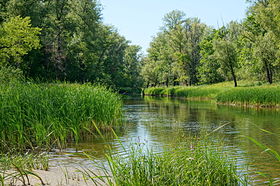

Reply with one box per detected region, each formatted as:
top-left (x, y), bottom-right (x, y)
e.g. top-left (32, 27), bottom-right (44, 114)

top-left (216, 87), bottom-right (280, 107)
top-left (0, 82), bottom-right (122, 152)
top-left (110, 146), bottom-right (242, 185)
top-left (144, 86), bottom-right (225, 99)
top-left (84, 139), bottom-right (246, 186)
top-left (144, 82), bottom-right (280, 107)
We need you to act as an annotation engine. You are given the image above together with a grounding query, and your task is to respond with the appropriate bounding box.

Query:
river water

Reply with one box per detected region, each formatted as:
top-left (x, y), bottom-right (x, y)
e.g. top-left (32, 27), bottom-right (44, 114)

top-left (51, 97), bottom-right (280, 185)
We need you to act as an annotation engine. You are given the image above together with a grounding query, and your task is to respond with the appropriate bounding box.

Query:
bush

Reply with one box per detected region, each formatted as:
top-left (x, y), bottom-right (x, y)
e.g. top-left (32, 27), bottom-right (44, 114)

top-left (0, 66), bottom-right (24, 84)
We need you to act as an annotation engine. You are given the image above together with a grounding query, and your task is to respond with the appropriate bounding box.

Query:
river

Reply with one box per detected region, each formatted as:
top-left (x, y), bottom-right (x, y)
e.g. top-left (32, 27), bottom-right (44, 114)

top-left (51, 97), bottom-right (280, 185)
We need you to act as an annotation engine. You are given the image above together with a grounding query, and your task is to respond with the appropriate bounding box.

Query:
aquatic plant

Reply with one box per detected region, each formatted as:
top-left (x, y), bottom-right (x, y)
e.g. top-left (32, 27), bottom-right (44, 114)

top-left (0, 82), bottom-right (123, 152)
top-left (80, 126), bottom-right (247, 186)
top-left (144, 81), bottom-right (280, 107)
top-left (105, 143), bottom-right (243, 186)
top-left (0, 153), bottom-right (48, 185)
top-left (144, 86), bottom-right (225, 99)
top-left (246, 129), bottom-right (280, 185)
top-left (216, 87), bottom-right (280, 107)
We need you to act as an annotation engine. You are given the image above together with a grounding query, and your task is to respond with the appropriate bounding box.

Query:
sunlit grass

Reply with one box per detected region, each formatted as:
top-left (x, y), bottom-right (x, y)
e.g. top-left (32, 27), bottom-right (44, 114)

top-left (216, 87), bottom-right (280, 107)
top-left (0, 82), bottom-right (123, 152)
top-left (144, 81), bottom-right (280, 106)
top-left (0, 153), bottom-right (48, 185)
top-left (79, 124), bottom-right (247, 186)
top-left (81, 139), bottom-right (247, 186)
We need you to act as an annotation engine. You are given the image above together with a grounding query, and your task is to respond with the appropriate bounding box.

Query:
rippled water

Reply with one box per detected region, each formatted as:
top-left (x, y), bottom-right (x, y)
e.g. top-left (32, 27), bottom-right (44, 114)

top-left (51, 97), bottom-right (280, 184)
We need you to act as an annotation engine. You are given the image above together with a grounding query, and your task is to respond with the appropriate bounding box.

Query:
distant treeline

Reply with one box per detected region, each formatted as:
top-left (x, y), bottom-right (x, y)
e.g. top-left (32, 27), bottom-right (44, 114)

top-left (0, 0), bottom-right (143, 90)
top-left (142, 0), bottom-right (280, 87)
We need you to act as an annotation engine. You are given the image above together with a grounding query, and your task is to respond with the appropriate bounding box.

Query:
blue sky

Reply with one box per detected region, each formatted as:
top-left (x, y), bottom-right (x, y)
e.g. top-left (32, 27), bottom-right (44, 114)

top-left (99, 0), bottom-right (248, 52)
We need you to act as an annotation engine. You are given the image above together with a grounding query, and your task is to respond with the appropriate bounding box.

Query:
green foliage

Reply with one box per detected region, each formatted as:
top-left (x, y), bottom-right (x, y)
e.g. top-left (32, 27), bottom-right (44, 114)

top-left (0, 0), bottom-right (143, 91)
top-left (142, 11), bottom-right (206, 87)
top-left (145, 81), bottom-right (280, 107)
top-left (213, 39), bottom-right (238, 87)
top-left (0, 16), bottom-right (41, 66)
top-left (0, 153), bottom-right (47, 185)
top-left (121, 45), bottom-right (143, 89)
top-left (0, 66), bottom-right (24, 84)
top-left (199, 29), bottom-right (225, 84)
top-left (0, 82), bottom-right (123, 152)
top-left (240, 0), bottom-right (280, 84)
top-left (90, 139), bottom-right (245, 186)
top-left (144, 86), bottom-right (224, 99)
top-left (143, 1), bottom-right (280, 88)
top-left (0, 153), bottom-right (49, 171)
top-left (216, 86), bottom-right (280, 107)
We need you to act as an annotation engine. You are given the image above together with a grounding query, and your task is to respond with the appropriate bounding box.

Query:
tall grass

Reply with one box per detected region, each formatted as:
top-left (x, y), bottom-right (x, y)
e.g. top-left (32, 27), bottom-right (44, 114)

top-left (144, 86), bottom-right (225, 99)
top-left (0, 153), bottom-right (48, 185)
top-left (80, 125), bottom-right (247, 186)
top-left (105, 143), bottom-right (244, 186)
top-left (144, 82), bottom-right (280, 107)
top-left (246, 129), bottom-right (280, 185)
top-left (0, 82), bottom-right (123, 152)
top-left (82, 140), bottom-right (246, 186)
top-left (217, 87), bottom-right (280, 107)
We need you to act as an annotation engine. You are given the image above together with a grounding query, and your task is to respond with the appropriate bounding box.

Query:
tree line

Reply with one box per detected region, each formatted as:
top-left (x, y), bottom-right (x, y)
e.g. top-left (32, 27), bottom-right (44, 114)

top-left (0, 0), bottom-right (143, 91)
top-left (1, 0), bottom-right (279, 90)
top-left (142, 0), bottom-right (280, 87)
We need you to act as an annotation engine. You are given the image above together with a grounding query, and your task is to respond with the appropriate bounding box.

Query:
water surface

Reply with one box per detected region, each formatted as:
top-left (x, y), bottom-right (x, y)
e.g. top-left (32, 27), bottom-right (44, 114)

top-left (51, 97), bottom-right (280, 184)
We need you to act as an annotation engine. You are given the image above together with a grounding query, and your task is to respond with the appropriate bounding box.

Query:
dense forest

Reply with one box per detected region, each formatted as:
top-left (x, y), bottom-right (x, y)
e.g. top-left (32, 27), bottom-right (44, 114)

top-left (142, 0), bottom-right (280, 87)
top-left (0, 0), bottom-right (143, 91)
top-left (1, 0), bottom-right (280, 90)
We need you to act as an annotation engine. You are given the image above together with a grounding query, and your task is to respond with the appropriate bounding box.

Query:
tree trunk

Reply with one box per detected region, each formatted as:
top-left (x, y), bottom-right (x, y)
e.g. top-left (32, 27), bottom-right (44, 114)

top-left (230, 64), bottom-right (237, 87)
top-left (166, 77), bottom-right (169, 87)
top-left (264, 59), bottom-right (273, 84)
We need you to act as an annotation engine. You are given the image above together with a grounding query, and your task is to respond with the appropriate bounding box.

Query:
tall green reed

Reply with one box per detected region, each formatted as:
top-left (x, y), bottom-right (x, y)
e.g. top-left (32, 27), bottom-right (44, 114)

top-left (245, 128), bottom-right (280, 185)
top-left (144, 84), bottom-right (280, 107)
top-left (0, 153), bottom-right (48, 185)
top-left (80, 124), bottom-right (247, 186)
top-left (217, 87), bottom-right (280, 107)
top-left (0, 82), bottom-right (123, 152)
top-left (144, 86), bottom-right (226, 99)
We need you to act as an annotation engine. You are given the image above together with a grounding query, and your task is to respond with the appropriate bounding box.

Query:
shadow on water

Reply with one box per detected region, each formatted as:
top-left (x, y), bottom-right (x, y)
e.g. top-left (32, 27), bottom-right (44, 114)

top-left (53, 96), bottom-right (280, 184)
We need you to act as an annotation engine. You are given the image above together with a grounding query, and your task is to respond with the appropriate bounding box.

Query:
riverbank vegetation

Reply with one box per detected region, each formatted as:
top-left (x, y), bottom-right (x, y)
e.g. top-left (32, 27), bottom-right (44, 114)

top-left (0, 81), bottom-right (122, 152)
top-left (0, 153), bottom-right (48, 185)
top-left (144, 81), bottom-right (280, 107)
top-left (84, 136), bottom-right (247, 186)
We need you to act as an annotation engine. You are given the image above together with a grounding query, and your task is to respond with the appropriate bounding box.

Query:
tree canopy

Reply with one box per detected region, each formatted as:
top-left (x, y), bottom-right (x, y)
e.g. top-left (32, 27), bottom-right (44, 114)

top-left (142, 0), bottom-right (280, 87)
top-left (1, 0), bottom-right (280, 89)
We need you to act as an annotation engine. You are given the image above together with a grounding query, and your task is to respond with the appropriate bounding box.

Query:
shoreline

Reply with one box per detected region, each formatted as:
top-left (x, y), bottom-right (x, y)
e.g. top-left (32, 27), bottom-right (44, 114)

top-left (143, 94), bottom-right (280, 110)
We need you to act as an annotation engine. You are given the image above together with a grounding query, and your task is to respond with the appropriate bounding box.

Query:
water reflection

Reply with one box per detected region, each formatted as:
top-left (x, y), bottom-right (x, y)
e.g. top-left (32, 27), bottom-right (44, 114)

top-left (52, 97), bottom-right (280, 184)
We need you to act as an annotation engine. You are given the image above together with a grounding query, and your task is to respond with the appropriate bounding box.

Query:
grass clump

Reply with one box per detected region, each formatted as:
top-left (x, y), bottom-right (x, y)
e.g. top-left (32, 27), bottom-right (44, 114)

top-left (0, 66), bottom-right (24, 84)
top-left (0, 153), bottom-right (48, 185)
top-left (0, 153), bottom-right (49, 171)
top-left (144, 86), bottom-right (225, 99)
top-left (144, 81), bottom-right (280, 107)
top-left (110, 146), bottom-right (241, 185)
top-left (216, 87), bottom-right (280, 107)
top-left (84, 136), bottom-right (246, 186)
top-left (0, 82), bottom-right (122, 152)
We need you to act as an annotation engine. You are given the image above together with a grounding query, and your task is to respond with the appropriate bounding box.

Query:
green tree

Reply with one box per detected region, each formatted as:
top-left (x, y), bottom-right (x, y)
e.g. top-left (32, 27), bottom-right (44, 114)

top-left (242, 0), bottom-right (280, 83)
top-left (213, 39), bottom-right (238, 87)
top-left (0, 16), bottom-right (41, 68)
top-left (253, 32), bottom-right (278, 84)
top-left (199, 28), bottom-right (225, 84)
top-left (123, 45), bottom-right (143, 89)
